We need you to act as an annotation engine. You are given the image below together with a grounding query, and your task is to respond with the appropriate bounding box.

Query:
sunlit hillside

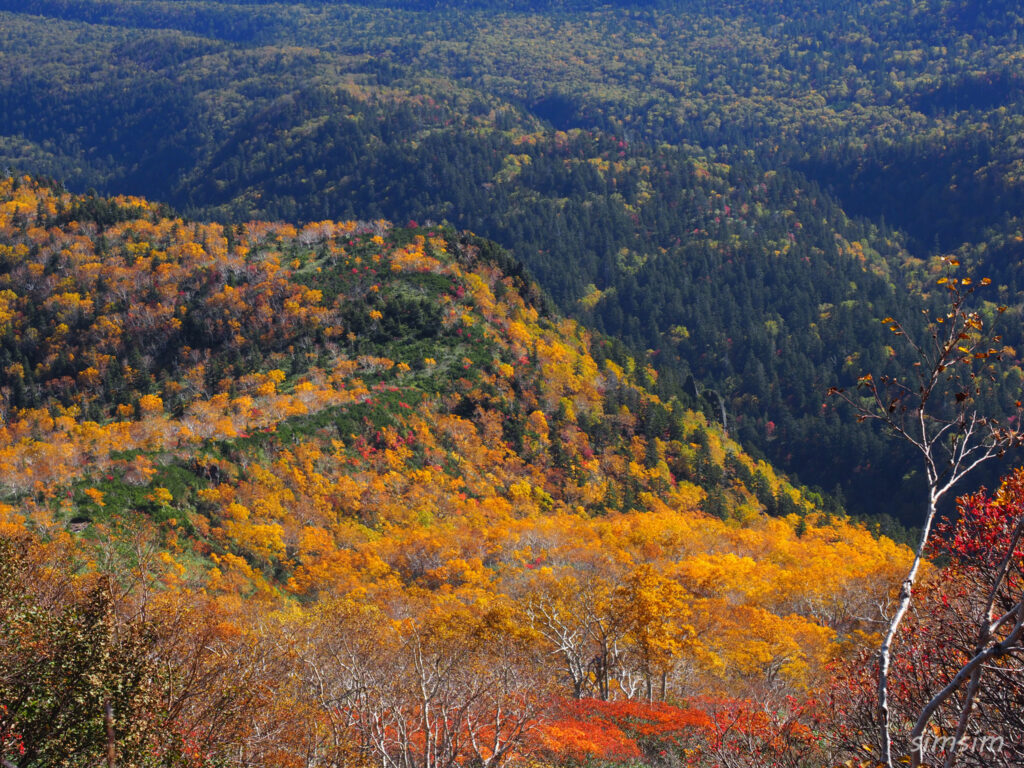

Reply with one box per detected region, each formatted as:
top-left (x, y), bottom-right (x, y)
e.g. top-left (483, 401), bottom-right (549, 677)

top-left (0, 178), bottom-right (915, 767)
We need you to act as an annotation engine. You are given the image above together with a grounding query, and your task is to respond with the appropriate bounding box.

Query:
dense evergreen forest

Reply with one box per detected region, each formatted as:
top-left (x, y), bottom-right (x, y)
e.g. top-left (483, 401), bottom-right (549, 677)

top-left (2, 0), bottom-right (1024, 520)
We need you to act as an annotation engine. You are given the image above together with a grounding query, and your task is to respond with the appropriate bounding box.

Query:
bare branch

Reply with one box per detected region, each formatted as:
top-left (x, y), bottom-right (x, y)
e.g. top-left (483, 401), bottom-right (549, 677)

top-left (831, 262), bottom-right (1021, 768)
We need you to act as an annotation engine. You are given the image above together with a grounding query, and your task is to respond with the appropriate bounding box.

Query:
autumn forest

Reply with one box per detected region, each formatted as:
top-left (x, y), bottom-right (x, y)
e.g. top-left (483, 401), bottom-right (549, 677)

top-left (2, 1), bottom-right (1024, 766)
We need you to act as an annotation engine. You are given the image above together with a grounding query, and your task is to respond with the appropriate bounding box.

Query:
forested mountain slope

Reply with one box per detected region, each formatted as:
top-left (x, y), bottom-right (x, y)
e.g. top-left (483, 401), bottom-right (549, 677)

top-left (0, 177), bottom-right (914, 766)
top-left (1, 0), bottom-right (1023, 520)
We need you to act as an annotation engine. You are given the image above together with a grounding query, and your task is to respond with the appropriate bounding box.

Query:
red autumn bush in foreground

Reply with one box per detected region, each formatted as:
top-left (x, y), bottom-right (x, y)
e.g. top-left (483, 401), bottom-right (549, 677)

top-left (830, 468), bottom-right (1024, 767)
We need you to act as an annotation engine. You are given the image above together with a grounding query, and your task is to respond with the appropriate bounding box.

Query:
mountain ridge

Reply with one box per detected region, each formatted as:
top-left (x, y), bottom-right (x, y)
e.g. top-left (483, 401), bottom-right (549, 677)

top-left (0, 176), bottom-right (911, 765)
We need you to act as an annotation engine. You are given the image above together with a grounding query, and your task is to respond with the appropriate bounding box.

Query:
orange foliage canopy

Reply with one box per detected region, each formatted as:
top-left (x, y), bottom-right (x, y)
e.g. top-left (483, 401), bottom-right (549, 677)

top-left (536, 698), bottom-right (712, 762)
top-left (0, 178), bottom-right (917, 767)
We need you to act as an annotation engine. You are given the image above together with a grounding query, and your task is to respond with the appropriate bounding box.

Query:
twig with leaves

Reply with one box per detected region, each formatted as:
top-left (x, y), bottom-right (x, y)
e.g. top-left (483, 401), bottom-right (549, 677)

top-left (828, 257), bottom-right (1023, 768)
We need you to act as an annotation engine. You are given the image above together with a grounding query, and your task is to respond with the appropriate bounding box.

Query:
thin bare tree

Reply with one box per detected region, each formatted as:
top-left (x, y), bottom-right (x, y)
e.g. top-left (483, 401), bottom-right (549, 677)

top-left (829, 257), bottom-right (1023, 768)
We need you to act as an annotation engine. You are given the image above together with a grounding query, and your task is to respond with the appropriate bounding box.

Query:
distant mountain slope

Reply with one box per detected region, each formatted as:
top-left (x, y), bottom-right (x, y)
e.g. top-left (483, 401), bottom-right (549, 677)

top-left (0, 174), bottom-right (843, 543)
top-left (0, 178), bottom-right (910, 766)
top-left (1, 0), bottom-right (1023, 521)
